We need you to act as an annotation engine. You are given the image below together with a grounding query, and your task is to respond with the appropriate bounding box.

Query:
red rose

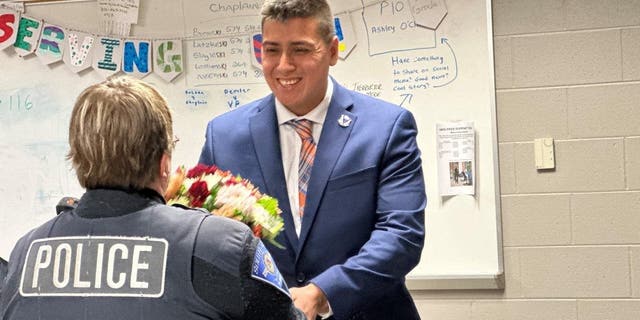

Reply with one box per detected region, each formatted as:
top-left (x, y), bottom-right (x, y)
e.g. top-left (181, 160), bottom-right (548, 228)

top-left (191, 198), bottom-right (205, 208)
top-left (188, 180), bottom-right (210, 205)
top-left (205, 165), bottom-right (218, 175)
top-left (187, 164), bottom-right (209, 178)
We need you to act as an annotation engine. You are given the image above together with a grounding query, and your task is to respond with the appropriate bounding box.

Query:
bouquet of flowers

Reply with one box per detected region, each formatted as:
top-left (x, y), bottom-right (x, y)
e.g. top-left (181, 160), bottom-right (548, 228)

top-left (164, 164), bottom-right (284, 248)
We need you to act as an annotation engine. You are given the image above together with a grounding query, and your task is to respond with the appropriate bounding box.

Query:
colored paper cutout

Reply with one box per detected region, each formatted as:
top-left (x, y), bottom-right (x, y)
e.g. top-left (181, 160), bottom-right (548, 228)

top-left (0, 10), bottom-right (19, 50)
top-left (63, 31), bottom-right (95, 73)
top-left (154, 39), bottom-right (183, 82)
top-left (36, 23), bottom-right (65, 65)
top-left (251, 33), bottom-right (262, 69)
top-left (93, 37), bottom-right (123, 78)
top-left (123, 39), bottom-right (151, 78)
top-left (334, 13), bottom-right (357, 60)
top-left (14, 16), bottom-right (42, 57)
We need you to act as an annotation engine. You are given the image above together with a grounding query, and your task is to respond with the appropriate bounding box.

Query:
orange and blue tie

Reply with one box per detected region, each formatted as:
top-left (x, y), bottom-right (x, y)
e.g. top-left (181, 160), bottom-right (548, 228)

top-left (289, 119), bottom-right (316, 218)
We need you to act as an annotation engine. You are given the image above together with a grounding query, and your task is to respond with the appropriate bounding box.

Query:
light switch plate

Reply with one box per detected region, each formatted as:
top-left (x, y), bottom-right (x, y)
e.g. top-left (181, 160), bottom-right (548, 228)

top-left (534, 138), bottom-right (555, 170)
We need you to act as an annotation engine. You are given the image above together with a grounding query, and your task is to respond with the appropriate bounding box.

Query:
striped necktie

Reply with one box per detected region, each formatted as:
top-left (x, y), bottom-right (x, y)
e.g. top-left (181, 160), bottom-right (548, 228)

top-left (289, 119), bottom-right (316, 218)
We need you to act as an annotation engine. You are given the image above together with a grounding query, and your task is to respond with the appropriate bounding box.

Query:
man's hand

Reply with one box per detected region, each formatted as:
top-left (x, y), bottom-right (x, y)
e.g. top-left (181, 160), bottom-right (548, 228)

top-left (290, 283), bottom-right (329, 320)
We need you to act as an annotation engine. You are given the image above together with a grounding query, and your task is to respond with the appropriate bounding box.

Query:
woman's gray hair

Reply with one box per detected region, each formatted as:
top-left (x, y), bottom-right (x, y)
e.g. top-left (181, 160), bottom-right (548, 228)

top-left (67, 76), bottom-right (173, 190)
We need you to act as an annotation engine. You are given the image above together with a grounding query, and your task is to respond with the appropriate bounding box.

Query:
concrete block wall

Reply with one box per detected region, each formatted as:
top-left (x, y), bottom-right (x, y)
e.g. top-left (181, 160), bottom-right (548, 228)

top-left (412, 0), bottom-right (640, 318)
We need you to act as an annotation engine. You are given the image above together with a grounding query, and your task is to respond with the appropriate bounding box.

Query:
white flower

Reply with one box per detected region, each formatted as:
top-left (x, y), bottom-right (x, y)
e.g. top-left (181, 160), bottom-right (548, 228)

top-left (215, 183), bottom-right (256, 213)
top-left (201, 173), bottom-right (223, 188)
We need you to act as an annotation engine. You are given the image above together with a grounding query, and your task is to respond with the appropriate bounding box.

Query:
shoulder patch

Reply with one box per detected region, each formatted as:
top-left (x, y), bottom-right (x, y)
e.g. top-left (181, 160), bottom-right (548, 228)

top-left (251, 241), bottom-right (290, 298)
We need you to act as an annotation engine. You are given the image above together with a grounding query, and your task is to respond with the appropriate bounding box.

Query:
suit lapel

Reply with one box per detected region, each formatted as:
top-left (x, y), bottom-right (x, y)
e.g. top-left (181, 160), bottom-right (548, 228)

top-left (250, 97), bottom-right (299, 250)
top-left (297, 81), bottom-right (355, 257)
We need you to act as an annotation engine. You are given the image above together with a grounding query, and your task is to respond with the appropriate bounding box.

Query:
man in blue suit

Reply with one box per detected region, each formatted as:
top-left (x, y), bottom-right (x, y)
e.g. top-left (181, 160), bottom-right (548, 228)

top-left (199, 0), bottom-right (426, 318)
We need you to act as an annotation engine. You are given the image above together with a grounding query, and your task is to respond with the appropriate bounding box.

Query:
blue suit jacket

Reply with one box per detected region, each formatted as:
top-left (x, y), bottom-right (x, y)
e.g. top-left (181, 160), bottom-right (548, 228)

top-left (199, 79), bottom-right (426, 320)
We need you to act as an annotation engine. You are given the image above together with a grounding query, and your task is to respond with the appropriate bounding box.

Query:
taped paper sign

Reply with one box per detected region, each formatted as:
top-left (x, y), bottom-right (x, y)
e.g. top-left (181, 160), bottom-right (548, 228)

top-left (437, 121), bottom-right (475, 196)
top-left (98, 0), bottom-right (140, 37)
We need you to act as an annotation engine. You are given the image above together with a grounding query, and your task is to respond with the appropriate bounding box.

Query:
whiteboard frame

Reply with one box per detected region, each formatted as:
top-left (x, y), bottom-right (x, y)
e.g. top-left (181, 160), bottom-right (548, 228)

top-left (405, 0), bottom-right (504, 290)
top-left (0, 0), bottom-right (505, 290)
top-left (407, 273), bottom-right (505, 290)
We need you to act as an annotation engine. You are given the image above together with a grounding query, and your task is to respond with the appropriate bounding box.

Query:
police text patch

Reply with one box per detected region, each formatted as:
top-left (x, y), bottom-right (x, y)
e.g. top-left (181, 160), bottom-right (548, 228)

top-left (20, 236), bottom-right (168, 297)
top-left (251, 241), bottom-right (290, 297)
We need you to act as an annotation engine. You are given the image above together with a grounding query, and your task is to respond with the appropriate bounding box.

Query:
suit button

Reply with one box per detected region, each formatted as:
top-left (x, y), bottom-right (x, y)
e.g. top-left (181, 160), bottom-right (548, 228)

top-left (296, 272), bottom-right (306, 284)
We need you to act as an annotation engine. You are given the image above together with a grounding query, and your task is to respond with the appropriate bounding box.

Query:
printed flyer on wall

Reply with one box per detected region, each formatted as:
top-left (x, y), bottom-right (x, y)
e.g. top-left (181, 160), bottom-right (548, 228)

top-left (437, 121), bottom-right (475, 196)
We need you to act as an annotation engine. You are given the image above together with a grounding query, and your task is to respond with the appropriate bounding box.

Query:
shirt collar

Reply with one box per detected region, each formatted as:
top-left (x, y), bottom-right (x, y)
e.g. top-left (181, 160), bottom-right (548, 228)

top-left (276, 77), bottom-right (333, 126)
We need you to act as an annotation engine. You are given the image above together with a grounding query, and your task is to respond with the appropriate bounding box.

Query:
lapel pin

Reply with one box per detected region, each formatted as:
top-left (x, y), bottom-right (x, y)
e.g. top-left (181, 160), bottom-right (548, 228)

top-left (337, 114), bottom-right (352, 127)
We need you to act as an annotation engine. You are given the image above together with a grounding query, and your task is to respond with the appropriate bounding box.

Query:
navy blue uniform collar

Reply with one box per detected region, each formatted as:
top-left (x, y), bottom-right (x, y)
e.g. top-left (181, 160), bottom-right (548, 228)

top-left (75, 188), bottom-right (165, 219)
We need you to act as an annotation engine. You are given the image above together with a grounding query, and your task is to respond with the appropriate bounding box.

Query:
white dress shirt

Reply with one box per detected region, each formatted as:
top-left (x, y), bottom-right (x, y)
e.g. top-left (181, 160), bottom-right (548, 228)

top-left (275, 79), bottom-right (333, 237)
top-left (275, 79), bottom-right (335, 319)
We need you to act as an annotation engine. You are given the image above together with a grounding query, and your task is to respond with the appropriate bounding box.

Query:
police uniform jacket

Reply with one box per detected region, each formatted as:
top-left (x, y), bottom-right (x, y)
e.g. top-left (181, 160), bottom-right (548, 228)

top-left (0, 188), bottom-right (303, 320)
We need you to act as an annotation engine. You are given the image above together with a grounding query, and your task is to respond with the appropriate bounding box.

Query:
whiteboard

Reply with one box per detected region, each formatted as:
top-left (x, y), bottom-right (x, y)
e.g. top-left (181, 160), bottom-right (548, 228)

top-left (0, 0), bottom-right (502, 289)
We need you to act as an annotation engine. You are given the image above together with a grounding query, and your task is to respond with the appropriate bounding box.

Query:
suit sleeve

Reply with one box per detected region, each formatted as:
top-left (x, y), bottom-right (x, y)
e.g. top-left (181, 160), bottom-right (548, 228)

top-left (311, 110), bottom-right (426, 318)
top-left (198, 121), bottom-right (215, 165)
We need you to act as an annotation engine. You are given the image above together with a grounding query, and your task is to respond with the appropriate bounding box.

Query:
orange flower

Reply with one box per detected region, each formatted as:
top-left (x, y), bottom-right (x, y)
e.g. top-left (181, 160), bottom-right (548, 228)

top-left (164, 166), bottom-right (185, 200)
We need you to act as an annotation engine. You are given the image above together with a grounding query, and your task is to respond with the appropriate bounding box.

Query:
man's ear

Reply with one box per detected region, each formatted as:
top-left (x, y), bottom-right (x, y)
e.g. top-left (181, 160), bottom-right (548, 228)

top-left (329, 36), bottom-right (339, 66)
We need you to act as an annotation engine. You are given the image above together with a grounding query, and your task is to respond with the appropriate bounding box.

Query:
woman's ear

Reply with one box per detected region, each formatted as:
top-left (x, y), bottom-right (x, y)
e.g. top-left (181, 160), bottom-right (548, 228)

top-left (158, 153), bottom-right (172, 192)
top-left (163, 153), bottom-right (172, 175)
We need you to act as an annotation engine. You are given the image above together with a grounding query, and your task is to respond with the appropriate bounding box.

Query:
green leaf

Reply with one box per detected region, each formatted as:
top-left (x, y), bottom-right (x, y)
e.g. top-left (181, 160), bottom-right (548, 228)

top-left (202, 185), bottom-right (220, 212)
top-left (257, 196), bottom-right (279, 216)
top-left (203, 195), bottom-right (216, 212)
top-left (267, 238), bottom-right (286, 249)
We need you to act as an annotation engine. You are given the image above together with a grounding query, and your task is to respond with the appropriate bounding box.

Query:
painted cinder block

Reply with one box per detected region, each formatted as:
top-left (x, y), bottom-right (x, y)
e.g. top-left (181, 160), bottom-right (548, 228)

top-left (577, 300), bottom-right (640, 320)
top-left (472, 300), bottom-right (577, 320)
top-left (568, 83), bottom-right (640, 138)
top-left (622, 28), bottom-right (640, 81)
top-left (511, 30), bottom-right (621, 88)
top-left (626, 137), bottom-right (640, 190)
top-left (493, 37), bottom-right (513, 89)
top-left (492, 0), bottom-right (564, 36)
top-left (498, 143), bottom-right (517, 194)
top-left (514, 139), bottom-right (624, 193)
top-left (497, 88), bottom-right (568, 142)
top-left (502, 194), bottom-right (571, 246)
top-left (519, 246), bottom-right (630, 297)
top-left (572, 192), bottom-right (640, 244)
